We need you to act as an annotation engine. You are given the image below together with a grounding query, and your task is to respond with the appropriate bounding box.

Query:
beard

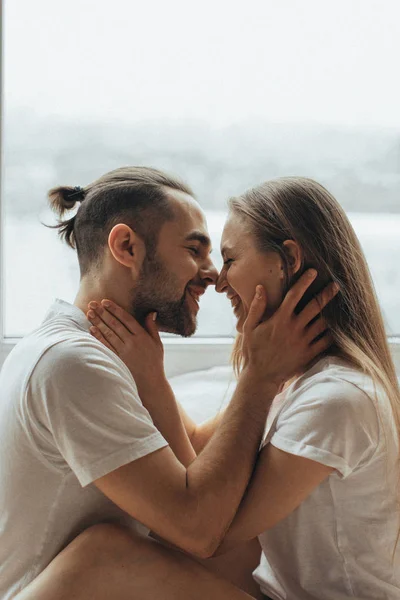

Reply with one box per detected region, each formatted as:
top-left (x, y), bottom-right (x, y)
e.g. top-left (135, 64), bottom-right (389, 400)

top-left (130, 254), bottom-right (197, 337)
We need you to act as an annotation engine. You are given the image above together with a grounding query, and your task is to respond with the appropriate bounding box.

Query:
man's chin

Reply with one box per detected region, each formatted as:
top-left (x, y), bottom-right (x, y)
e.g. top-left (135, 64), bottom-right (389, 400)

top-left (157, 317), bottom-right (197, 338)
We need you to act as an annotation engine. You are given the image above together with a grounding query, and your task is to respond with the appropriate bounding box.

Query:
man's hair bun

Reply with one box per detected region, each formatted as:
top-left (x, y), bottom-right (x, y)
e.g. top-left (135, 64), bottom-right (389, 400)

top-left (48, 185), bottom-right (86, 217)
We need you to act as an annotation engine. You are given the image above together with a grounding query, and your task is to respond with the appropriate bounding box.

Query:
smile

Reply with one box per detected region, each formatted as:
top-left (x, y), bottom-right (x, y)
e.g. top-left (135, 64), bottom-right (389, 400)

top-left (186, 290), bottom-right (201, 313)
top-left (230, 295), bottom-right (241, 309)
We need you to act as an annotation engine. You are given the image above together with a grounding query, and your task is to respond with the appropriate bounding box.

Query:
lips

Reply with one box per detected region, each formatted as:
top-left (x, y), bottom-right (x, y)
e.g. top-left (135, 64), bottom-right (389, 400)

top-left (229, 295), bottom-right (241, 309)
top-left (188, 291), bottom-right (200, 304)
top-left (186, 288), bottom-right (204, 313)
top-left (187, 293), bottom-right (199, 312)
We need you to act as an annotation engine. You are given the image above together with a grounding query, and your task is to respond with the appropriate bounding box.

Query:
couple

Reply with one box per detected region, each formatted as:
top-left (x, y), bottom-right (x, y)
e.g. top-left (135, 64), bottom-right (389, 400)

top-left (0, 167), bottom-right (399, 600)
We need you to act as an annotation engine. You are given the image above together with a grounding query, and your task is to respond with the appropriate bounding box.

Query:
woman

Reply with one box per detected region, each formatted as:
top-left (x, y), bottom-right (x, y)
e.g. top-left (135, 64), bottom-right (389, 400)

top-left (88, 176), bottom-right (400, 599)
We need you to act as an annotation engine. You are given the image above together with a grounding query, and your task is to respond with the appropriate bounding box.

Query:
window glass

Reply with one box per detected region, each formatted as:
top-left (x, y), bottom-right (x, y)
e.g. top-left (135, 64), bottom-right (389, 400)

top-left (3, 0), bottom-right (400, 337)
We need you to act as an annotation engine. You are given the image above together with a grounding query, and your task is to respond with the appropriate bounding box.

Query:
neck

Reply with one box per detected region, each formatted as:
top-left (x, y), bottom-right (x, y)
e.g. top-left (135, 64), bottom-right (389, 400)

top-left (282, 352), bottom-right (330, 391)
top-left (74, 275), bottom-right (132, 315)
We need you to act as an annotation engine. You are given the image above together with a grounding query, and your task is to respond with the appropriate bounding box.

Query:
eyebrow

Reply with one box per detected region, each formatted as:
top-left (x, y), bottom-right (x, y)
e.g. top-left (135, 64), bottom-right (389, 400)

top-left (185, 231), bottom-right (213, 252)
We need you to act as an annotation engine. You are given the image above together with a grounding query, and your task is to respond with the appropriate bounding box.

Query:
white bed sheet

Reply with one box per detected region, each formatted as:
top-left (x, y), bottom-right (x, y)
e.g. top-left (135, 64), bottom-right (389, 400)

top-left (170, 366), bottom-right (237, 424)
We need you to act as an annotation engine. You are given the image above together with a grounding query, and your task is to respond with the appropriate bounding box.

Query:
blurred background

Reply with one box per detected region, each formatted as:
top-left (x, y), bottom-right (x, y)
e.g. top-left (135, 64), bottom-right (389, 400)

top-left (2, 0), bottom-right (400, 337)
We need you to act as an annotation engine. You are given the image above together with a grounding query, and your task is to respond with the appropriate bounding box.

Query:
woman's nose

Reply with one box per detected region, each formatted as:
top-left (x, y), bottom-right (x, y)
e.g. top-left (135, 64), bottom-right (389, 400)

top-left (215, 269), bottom-right (227, 294)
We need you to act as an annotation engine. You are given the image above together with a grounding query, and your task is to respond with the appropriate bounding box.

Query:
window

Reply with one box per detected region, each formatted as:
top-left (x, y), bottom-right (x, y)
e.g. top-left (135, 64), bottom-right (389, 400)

top-left (2, 1), bottom-right (400, 371)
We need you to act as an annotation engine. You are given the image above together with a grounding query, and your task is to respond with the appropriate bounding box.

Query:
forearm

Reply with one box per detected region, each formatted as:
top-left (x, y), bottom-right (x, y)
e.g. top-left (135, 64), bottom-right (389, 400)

top-left (136, 376), bottom-right (223, 465)
top-left (137, 377), bottom-right (196, 467)
top-left (185, 367), bottom-right (277, 554)
top-left (190, 410), bottom-right (226, 453)
top-left (176, 400), bottom-right (225, 454)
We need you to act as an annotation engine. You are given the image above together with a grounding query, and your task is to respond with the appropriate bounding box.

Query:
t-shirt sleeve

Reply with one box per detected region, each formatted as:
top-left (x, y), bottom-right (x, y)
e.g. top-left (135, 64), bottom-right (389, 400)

top-left (268, 378), bottom-right (380, 478)
top-left (29, 338), bottom-right (168, 486)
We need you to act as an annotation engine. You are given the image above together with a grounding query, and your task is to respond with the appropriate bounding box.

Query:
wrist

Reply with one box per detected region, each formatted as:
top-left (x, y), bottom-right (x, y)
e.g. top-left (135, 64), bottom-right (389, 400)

top-left (240, 365), bottom-right (282, 395)
top-left (135, 372), bottom-right (169, 395)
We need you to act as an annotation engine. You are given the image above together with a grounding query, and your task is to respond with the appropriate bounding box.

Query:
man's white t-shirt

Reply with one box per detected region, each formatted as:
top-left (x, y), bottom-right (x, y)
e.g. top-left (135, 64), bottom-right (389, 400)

top-left (0, 300), bottom-right (168, 600)
top-left (254, 356), bottom-right (400, 600)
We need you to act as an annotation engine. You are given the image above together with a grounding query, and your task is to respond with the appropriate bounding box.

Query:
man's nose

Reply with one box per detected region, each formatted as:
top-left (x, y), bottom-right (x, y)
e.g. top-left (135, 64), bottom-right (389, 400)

top-left (199, 259), bottom-right (219, 287)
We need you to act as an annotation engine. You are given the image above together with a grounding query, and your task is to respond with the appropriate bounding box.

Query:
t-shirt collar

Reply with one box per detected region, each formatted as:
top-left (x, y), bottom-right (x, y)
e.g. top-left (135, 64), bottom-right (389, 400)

top-left (44, 299), bottom-right (90, 332)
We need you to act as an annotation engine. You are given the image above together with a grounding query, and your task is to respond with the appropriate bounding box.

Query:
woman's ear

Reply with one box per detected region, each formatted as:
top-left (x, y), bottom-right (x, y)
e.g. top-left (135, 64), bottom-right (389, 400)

top-left (107, 224), bottom-right (146, 276)
top-left (282, 240), bottom-right (303, 275)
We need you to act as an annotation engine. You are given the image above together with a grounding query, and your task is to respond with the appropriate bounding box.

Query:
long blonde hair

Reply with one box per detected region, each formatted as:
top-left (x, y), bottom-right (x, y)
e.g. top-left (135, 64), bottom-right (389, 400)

top-left (230, 177), bottom-right (400, 450)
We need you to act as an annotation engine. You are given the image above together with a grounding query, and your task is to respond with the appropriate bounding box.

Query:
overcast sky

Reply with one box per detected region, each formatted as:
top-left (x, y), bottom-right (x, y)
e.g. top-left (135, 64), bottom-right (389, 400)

top-left (4, 0), bottom-right (400, 128)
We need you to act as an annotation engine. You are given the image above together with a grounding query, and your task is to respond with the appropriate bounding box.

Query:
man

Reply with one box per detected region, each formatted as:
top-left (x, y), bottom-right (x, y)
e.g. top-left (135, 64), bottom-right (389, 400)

top-left (0, 167), bottom-right (334, 600)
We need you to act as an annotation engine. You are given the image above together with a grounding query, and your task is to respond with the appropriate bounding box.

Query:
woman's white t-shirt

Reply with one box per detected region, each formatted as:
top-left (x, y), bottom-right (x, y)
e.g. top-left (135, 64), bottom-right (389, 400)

top-left (254, 356), bottom-right (400, 600)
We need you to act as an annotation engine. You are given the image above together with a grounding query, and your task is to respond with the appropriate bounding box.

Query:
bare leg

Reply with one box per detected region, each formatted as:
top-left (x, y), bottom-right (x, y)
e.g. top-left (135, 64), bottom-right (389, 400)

top-left (14, 524), bottom-right (256, 600)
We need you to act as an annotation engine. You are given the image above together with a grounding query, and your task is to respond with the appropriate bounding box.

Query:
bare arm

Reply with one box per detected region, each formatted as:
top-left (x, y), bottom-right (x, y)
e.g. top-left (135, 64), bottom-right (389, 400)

top-left (95, 367), bottom-right (277, 558)
top-left (215, 443), bottom-right (333, 555)
top-left (88, 272), bottom-right (338, 559)
top-left (92, 287), bottom-right (277, 558)
top-left (133, 376), bottom-right (197, 467)
top-left (177, 403), bottom-right (226, 454)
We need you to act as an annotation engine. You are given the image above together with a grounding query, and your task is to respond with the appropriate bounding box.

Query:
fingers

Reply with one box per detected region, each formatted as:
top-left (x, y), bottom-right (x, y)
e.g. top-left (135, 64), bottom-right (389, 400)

top-left (307, 331), bottom-right (334, 359)
top-left (306, 316), bottom-right (328, 343)
top-left (298, 281), bottom-right (340, 327)
top-left (89, 326), bottom-right (116, 354)
top-left (279, 269), bottom-right (317, 316)
top-left (144, 312), bottom-right (161, 343)
top-left (100, 300), bottom-right (143, 335)
top-left (87, 302), bottom-right (129, 353)
top-left (242, 285), bottom-right (267, 334)
top-left (87, 304), bottom-right (125, 342)
top-left (87, 308), bottom-right (125, 354)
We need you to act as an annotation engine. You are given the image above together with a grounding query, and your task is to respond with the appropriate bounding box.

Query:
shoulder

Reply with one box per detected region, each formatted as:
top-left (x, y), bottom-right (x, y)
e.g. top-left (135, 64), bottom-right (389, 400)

top-left (32, 332), bottom-right (135, 390)
top-left (279, 357), bottom-right (379, 427)
top-left (270, 359), bottom-right (382, 473)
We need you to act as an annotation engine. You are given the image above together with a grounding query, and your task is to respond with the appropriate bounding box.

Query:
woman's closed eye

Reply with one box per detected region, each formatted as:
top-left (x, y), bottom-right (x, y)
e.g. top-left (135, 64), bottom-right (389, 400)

top-left (223, 258), bottom-right (233, 266)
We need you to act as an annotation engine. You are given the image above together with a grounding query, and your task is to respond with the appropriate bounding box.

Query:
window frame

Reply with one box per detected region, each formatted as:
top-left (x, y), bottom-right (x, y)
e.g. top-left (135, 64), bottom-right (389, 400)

top-left (1, 336), bottom-right (400, 379)
top-left (0, 2), bottom-right (399, 378)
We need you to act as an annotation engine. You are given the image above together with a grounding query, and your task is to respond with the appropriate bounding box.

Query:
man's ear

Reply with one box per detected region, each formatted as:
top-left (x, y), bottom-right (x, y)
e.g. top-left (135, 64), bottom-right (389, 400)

top-left (108, 224), bottom-right (146, 276)
top-left (282, 240), bottom-right (303, 275)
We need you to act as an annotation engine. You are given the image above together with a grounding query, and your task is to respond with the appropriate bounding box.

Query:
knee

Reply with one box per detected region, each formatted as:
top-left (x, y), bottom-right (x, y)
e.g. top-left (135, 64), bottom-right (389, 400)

top-left (13, 525), bottom-right (146, 600)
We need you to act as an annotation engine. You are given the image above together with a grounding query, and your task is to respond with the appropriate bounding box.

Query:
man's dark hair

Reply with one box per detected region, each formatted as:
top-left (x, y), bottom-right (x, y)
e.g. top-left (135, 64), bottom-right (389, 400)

top-left (47, 166), bottom-right (194, 276)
